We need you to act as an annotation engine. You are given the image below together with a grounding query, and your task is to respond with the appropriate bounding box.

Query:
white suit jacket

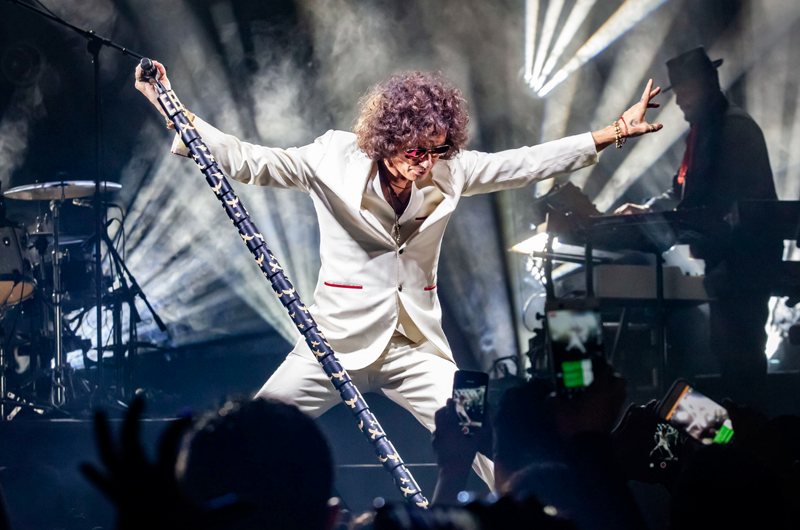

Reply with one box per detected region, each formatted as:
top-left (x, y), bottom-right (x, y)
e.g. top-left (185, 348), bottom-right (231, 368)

top-left (174, 119), bottom-right (598, 370)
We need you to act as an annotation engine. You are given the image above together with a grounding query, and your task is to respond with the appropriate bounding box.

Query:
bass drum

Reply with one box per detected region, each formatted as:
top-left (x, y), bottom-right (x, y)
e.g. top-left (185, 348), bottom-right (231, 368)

top-left (0, 227), bottom-right (35, 308)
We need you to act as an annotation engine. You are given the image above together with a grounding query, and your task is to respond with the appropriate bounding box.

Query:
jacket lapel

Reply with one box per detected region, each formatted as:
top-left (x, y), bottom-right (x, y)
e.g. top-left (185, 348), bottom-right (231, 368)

top-left (341, 152), bottom-right (374, 213)
top-left (339, 152), bottom-right (395, 244)
top-left (337, 154), bottom-right (459, 244)
top-left (417, 162), bottom-right (458, 234)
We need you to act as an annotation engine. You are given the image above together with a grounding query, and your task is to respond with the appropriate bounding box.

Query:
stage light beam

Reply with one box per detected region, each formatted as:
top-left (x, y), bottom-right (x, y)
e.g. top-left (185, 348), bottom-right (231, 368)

top-left (538, 0), bottom-right (597, 88)
top-left (531, 0), bottom-right (566, 92)
top-left (537, 0), bottom-right (672, 97)
top-left (524, 0), bottom-right (540, 86)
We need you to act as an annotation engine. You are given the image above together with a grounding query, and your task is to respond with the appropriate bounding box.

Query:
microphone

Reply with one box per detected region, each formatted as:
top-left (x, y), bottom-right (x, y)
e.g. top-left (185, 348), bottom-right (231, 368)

top-left (139, 57), bottom-right (157, 80)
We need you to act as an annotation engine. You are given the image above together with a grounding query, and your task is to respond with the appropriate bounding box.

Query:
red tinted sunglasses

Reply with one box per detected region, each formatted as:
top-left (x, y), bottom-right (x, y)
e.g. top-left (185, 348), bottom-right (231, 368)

top-left (404, 144), bottom-right (450, 159)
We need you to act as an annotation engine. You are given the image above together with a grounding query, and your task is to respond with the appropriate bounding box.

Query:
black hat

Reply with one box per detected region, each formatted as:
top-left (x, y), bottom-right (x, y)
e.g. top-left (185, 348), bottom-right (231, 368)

top-left (665, 47), bottom-right (723, 91)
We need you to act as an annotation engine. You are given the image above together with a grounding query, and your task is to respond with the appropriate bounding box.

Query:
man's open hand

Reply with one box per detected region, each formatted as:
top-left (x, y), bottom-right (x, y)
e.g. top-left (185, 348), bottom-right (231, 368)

top-left (621, 79), bottom-right (663, 138)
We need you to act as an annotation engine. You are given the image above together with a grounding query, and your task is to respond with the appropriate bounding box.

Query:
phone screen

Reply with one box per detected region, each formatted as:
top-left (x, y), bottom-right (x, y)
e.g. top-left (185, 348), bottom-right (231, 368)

top-left (547, 309), bottom-right (604, 395)
top-left (662, 384), bottom-right (734, 445)
top-left (452, 371), bottom-right (488, 435)
top-left (649, 422), bottom-right (680, 465)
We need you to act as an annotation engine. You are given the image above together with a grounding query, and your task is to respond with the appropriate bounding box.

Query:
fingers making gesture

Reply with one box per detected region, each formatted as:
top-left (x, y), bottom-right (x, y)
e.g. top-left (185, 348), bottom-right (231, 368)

top-left (621, 79), bottom-right (663, 138)
top-left (591, 78), bottom-right (663, 151)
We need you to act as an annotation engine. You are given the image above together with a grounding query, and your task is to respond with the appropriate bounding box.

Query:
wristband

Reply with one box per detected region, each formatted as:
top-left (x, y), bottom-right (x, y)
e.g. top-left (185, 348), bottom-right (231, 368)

top-left (618, 116), bottom-right (629, 142)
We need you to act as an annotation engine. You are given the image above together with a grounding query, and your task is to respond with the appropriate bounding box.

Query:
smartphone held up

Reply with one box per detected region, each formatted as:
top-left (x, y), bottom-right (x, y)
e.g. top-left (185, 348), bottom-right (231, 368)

top-left (545, 302), bottom-right (605, 398)
top-left (658, 379), bottom-right (734, 445)
top-left (452, 370), bottom-right (488, 435)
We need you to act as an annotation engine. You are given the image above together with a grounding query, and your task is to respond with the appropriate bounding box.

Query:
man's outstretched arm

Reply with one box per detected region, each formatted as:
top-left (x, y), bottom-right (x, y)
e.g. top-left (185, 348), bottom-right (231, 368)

top-left (461, 80), bottom-right (663, 197)
top-left (134, 60), bottom-right (327, 192)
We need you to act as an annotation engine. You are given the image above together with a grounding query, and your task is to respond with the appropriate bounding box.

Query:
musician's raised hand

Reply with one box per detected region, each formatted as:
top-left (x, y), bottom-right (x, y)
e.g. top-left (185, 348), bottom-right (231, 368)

top-left (621, 79), bottom-right (663, 138)
top-left (614, 203), bottom-right (651, 215)
top-left (134, 60), bottom-right (171, 118)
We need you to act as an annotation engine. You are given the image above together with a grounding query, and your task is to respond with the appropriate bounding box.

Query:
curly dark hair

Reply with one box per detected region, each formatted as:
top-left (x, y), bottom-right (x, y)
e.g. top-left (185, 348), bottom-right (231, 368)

top-left (353, 72), bottom-right (469, 161)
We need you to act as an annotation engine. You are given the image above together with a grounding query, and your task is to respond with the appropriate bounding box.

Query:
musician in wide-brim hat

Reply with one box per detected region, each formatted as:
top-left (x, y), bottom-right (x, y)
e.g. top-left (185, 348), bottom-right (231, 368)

top-left (618, 47), bottom-right (780, 404)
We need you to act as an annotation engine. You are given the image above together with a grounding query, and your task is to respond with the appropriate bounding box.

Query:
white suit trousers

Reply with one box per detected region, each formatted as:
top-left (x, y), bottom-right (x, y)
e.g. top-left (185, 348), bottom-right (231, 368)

top-left (256, 333), bottom-right (494, 488)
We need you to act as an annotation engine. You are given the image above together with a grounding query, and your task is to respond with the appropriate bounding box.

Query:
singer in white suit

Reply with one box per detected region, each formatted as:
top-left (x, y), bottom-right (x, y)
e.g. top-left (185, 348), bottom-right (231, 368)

top-left (135, 62), bottom-right (664, 489)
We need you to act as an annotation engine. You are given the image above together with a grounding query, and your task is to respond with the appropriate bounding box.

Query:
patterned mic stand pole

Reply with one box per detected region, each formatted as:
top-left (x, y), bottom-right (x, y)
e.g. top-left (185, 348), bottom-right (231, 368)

top-left (142, 59), bottom-right (428, 508)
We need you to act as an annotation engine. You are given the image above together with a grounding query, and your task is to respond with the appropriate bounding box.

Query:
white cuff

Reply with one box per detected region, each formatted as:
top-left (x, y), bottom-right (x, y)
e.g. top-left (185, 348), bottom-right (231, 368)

top-left (170, 131), bottom-right (190, 157)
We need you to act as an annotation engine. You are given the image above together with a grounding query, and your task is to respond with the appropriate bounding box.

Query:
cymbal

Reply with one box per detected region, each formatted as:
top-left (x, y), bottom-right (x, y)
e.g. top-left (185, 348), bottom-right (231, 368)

top-left (4, 181), bottom-right (121, 201)
top-left (28, 232), bottom-right (88, 246)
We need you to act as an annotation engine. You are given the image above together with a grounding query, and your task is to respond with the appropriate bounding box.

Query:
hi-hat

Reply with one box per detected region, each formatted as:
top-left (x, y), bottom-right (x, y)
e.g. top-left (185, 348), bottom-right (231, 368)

top-left (4, 181), bottom-right (121, 201)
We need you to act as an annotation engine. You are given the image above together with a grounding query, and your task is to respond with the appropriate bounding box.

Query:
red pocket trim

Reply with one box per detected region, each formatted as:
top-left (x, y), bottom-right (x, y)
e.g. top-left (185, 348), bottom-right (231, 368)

top-left (324, 282), bottom-right (363, 289)
top-left (424, 284), bottom-right (437, 291)
top-left (415, 216), bottom-right (429, 221)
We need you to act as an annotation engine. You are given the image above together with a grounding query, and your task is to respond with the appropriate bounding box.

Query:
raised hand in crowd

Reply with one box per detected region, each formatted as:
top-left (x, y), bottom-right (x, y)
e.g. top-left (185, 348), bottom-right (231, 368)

top-left (80, 396), bottom-right (243, 530)
top-left (81, 396), bottom-right (192, 529)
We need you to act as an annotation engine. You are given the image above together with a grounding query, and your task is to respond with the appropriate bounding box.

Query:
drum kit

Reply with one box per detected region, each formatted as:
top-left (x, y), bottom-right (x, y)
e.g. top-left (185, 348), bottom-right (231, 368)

top-left (0, 179), bottom-right (145, 420)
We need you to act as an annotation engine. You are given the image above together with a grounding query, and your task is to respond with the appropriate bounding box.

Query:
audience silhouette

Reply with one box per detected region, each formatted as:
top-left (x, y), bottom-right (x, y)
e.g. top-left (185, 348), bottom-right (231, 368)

top-left (0, 360), bottom-right (796, 530)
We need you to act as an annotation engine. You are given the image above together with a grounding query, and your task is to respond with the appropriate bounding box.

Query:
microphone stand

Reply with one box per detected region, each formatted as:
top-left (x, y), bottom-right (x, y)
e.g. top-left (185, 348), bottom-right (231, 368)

top-left (6, 0), bottom-right (147, 397)
top-left (144, 64), bottom-right (429, 507)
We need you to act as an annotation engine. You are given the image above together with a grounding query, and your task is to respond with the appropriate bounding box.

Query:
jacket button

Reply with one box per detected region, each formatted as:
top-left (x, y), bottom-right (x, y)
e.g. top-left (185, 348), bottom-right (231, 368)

top-left (399, 249), bottom-right (404, 254)
top-left (398, 285), bottom-right (403, 292)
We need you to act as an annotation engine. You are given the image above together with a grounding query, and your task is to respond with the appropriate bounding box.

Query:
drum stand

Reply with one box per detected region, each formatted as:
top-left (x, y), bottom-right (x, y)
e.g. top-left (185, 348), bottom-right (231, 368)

top-left (50, 198), bottom-right (67, 407)
top-left (101, 229), bottom-right (165, 402)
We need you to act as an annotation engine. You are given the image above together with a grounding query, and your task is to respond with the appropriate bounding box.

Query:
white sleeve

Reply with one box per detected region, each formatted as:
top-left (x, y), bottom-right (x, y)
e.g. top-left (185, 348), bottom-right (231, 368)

top-left (459, 133), bottom-right (598, 196)
top-left (170, 118), bottom-right (334, 192)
